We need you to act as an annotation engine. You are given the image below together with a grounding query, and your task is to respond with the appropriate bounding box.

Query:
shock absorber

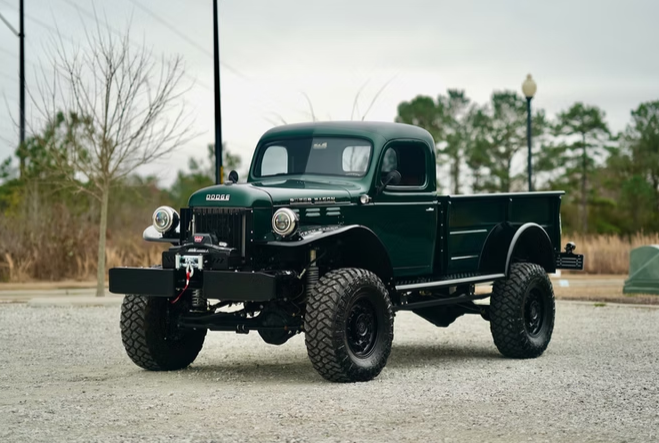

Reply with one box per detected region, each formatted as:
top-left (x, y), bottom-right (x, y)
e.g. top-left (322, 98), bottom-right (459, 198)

top-left (191, 289), bottom-right (207, 311)
top-left (306, 249), bottom-right (319, 297)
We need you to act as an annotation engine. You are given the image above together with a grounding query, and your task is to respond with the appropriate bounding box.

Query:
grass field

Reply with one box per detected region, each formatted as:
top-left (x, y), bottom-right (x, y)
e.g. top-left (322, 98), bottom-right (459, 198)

top-left (1, 233), bottom-right (658, 283)
top-left (566, 233), bottom-right (659, 275)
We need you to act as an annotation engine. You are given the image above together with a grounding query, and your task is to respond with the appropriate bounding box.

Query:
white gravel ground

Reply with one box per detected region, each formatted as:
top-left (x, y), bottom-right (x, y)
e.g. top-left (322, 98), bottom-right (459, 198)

top-left (1, 301), bottom-right (658, 443)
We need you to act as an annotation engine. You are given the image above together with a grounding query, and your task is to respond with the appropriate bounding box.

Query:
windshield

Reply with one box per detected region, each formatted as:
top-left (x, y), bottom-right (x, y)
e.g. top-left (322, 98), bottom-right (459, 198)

top-left (254, 137), bottom-right (372, 178)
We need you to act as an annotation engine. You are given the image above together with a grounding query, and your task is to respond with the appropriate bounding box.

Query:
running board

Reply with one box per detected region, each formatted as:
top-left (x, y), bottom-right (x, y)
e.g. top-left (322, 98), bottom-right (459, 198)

top-left (395, 273), bottom-right (505, 292)
top-left (395, 292), bottom-right (491, 311)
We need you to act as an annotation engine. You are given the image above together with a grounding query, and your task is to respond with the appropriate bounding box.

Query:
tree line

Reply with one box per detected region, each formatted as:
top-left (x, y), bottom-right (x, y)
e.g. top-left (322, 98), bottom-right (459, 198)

top-left (0, 22), bottom-right (239, 289)
top-left (396, 90), bottom-right (659, 235)
top-left (0, 15), bottom-right (656, 286)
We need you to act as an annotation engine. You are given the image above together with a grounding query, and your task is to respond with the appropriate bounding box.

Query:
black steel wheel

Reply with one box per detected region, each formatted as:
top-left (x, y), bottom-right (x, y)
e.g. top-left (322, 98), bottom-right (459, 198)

top-left (120, 294), bottom-right (206, 371)
top-left (524, 288), bottom-right (545, 336)
top-left (490, 262), bottom-right (555, 358)
top-left (304, 268), bottom-right (394, 383)
top-left (346, 296), bottom-right (379, 357)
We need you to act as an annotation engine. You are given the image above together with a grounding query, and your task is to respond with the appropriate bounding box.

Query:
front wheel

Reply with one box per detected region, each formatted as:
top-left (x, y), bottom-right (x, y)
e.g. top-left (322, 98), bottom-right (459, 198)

top-left (490, 263), bottom-right (555, 358)
top-left (120, 295), bottom-right (206, 371)
top-left (304, 268), bottom-right (394, 383)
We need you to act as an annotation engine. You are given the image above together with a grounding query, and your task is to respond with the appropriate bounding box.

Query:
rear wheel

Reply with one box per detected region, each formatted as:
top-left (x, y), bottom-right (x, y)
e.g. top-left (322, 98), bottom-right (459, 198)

top-left (490, 263), bottom-right (555, 358)
top-left (304, 268), bottom-right (394, 382)
top-left (120, 295), bottom-right (206, 371)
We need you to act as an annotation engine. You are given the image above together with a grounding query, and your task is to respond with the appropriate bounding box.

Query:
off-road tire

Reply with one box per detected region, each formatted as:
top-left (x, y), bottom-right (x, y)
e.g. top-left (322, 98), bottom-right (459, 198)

top-left (120, 295), bottom-right (206, 371)
top-left (304, 268), bottom-right (394, 383)
top-left (490, 262), bottom-right (555, 358)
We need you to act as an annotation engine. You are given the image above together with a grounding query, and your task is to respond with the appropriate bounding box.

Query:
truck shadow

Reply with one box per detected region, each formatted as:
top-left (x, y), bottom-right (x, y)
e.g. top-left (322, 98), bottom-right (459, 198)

top-left (387, 343), bottom-right (502, 368)
top-left (187, 359), bottom-right (319, 384)
top-left (185, 343), bottom-right (501, 383)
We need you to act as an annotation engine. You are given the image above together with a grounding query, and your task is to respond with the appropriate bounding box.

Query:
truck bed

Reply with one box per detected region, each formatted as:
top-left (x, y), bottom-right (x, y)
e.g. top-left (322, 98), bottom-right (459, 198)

top-left (435, 191), bottom-right (563, 276)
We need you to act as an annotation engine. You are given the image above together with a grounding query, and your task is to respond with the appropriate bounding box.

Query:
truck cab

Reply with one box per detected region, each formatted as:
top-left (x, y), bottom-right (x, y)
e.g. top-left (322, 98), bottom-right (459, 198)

top-left (110, 122), bottom-right (583, 383)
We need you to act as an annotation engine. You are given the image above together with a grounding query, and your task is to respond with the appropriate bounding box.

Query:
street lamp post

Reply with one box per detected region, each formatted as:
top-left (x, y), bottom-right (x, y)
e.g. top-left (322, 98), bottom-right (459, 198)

top-left (522, 74), bottom-right (537, 192)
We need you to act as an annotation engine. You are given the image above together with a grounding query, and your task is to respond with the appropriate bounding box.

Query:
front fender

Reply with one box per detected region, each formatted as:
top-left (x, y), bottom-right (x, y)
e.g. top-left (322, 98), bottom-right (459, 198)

top-left (266, 225), bottom-right (355, 247)
top-left (265, 225), bottom-right (395, 289)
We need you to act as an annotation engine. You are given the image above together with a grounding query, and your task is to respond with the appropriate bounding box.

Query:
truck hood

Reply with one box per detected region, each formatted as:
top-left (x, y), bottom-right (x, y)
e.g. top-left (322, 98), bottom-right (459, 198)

top-left (252, 179), bottom-right (359, 206)
top-left (188, 179), bottom-right (363, 207)
top-left (188, 183), bottom-right (272, 208)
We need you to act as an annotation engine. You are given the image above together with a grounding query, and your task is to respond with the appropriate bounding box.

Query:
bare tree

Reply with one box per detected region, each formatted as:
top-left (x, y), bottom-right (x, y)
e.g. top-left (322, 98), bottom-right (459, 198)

top-left (33, 22), bottom-right (193, 296)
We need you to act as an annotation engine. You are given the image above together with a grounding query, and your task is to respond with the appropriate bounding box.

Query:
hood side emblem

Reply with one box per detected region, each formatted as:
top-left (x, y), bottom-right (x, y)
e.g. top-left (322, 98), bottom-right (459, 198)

top-left (290, 196), bottom-right (336, 205)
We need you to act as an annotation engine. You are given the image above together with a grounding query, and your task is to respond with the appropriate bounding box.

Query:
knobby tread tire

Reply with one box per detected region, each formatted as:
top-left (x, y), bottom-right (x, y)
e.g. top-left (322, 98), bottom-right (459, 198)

top-left (304, 268), bottom-right (394, 383)
top-left (120, 295), bottom-right (206, 371)
top-left (490, 262), bottom-right (555, 359)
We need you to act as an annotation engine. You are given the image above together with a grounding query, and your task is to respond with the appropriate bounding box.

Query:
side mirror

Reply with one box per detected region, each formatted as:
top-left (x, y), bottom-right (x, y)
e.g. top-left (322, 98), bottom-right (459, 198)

top-left (376, 170), bottom-right (401, 195)
top-left (228, 170), bottom-right (239, 184)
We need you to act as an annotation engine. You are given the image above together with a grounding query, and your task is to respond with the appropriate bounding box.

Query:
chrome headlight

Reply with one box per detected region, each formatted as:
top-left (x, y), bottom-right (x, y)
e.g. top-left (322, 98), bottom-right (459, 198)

top-left (272, 208), bottom-right (298, 237)
top-left (152, 206), bottom-right (179, 233)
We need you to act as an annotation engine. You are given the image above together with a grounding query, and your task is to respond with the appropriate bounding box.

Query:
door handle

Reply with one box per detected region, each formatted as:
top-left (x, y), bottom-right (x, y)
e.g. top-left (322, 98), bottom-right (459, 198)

top-left (425, 207), bottom-right (435, 212)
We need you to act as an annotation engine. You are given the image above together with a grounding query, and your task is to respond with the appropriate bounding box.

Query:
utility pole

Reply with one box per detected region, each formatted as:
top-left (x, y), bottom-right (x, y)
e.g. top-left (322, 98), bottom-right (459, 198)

top-left (0, 1), bottom-right (25, 177)
top-left (213, 0), bottom-right (223, 184)
top-left (19, 0), bottom-right (25, 177)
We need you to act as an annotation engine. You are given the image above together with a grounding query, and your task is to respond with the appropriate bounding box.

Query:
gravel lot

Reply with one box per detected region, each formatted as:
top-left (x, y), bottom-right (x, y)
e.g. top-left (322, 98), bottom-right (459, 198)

top-left (1, 301), bottom-right (658, 443)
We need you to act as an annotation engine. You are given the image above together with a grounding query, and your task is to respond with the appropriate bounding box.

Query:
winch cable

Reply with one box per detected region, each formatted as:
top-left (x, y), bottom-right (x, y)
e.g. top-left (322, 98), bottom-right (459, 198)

top-left (171, 266), bottom-right (192, 305)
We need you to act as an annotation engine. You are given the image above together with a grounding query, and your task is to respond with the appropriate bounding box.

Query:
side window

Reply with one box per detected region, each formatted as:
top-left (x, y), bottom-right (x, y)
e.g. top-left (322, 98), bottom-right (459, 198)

top-left (380, 143), bottom-right (427, 188)
top-left (260, 145), bottom-right (288, 176)
top-left (342, 145), bottom-right (371, 175)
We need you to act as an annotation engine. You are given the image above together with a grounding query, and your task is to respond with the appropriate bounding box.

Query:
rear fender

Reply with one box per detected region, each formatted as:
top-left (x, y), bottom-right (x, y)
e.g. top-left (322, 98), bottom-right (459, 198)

top-left (479, 222), bottom-right (555, 275)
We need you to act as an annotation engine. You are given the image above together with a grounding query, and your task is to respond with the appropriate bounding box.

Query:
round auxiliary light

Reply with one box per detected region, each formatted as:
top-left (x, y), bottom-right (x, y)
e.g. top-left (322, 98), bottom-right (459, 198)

top-left (272, 208), bottom-right (299, 237)
top-left (152, 206), bottom-right (179, 233)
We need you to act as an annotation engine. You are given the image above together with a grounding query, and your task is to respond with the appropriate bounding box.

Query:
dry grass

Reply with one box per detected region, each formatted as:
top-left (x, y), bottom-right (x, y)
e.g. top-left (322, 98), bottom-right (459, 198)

top-left (1, 230), bottom-right (655, 283)
top-left (567, 233), bottom-right (659, 275)
top-left (0, 232), bottom-right (166, 283)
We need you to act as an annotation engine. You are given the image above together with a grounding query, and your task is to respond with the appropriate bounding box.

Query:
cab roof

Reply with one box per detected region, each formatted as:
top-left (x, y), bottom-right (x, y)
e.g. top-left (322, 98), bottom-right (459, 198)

top-left (259, 121), bottom-right (435, 146)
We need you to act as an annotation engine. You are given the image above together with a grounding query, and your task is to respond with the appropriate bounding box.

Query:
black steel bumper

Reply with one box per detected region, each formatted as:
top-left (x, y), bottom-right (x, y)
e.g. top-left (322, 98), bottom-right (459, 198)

top-left (108, 267), bottom-right (277, 301)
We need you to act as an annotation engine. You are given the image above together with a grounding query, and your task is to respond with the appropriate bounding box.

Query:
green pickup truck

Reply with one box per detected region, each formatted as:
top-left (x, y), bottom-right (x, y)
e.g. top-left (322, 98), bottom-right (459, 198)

top-left (110, 121), bottom-right (583, 383)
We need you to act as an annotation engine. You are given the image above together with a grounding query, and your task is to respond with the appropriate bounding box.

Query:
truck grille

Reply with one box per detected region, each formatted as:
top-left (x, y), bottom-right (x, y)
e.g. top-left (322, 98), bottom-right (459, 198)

top-left (193, 208), bottom-right (248, 253)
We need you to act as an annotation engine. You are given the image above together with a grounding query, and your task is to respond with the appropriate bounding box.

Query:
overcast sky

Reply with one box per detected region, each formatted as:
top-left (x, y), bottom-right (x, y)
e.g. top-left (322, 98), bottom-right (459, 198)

top-left (1, 0), bottom-right (658, 185)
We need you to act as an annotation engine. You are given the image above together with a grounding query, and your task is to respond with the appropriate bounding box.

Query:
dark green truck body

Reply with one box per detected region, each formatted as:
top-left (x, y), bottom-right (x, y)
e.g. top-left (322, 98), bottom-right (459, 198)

top-left (109, 121), bottom-right (583, 382)
top-left (110, 121), bottom-right (580, 299)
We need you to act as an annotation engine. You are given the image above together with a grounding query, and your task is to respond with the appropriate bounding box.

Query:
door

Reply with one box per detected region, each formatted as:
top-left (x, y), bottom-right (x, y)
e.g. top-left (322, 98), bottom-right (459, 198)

top-left (369, 142), bottom-right (437, 277)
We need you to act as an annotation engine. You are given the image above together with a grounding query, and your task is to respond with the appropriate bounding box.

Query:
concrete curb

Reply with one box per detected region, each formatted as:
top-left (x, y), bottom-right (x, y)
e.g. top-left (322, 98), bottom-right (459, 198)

top-left (557, 299), bottom-right (659, 309)
top-left (9, 297), bottom-right (658, 309)
top-left (0, 297), bottom-right (656, 309)
top-left (27, 295), bottom-right (123, 307)
top-left (0, 288), bottom-right (105, 297)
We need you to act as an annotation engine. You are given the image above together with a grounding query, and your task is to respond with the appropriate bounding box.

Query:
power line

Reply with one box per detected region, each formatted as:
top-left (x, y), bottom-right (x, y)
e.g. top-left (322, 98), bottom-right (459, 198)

top-left (0, 70), bottom-right (15, 82)
top-left (0, 0), bottom-right (78, 45)
top-left (53, 0), bottom-right (212, 91)
top-left (0, 133), bottom-right (16, 145)
top-left (125, 0), bottom-right (248, 79)
top-left (0, 45), bottom-right (15, 58)
top-left (55, 0), bottom-right (303, 118)
top-left (0, 10), bottom-right (18, 35)
top-left (121, 1), bottom-right (308, 117)
top-left (0, 44), bottom-right (40, 69)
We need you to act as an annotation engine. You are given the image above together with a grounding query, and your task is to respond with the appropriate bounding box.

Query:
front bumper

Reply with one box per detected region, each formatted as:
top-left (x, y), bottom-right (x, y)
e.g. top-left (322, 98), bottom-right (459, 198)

top-left (108, 267), bottom-right (278, 302)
